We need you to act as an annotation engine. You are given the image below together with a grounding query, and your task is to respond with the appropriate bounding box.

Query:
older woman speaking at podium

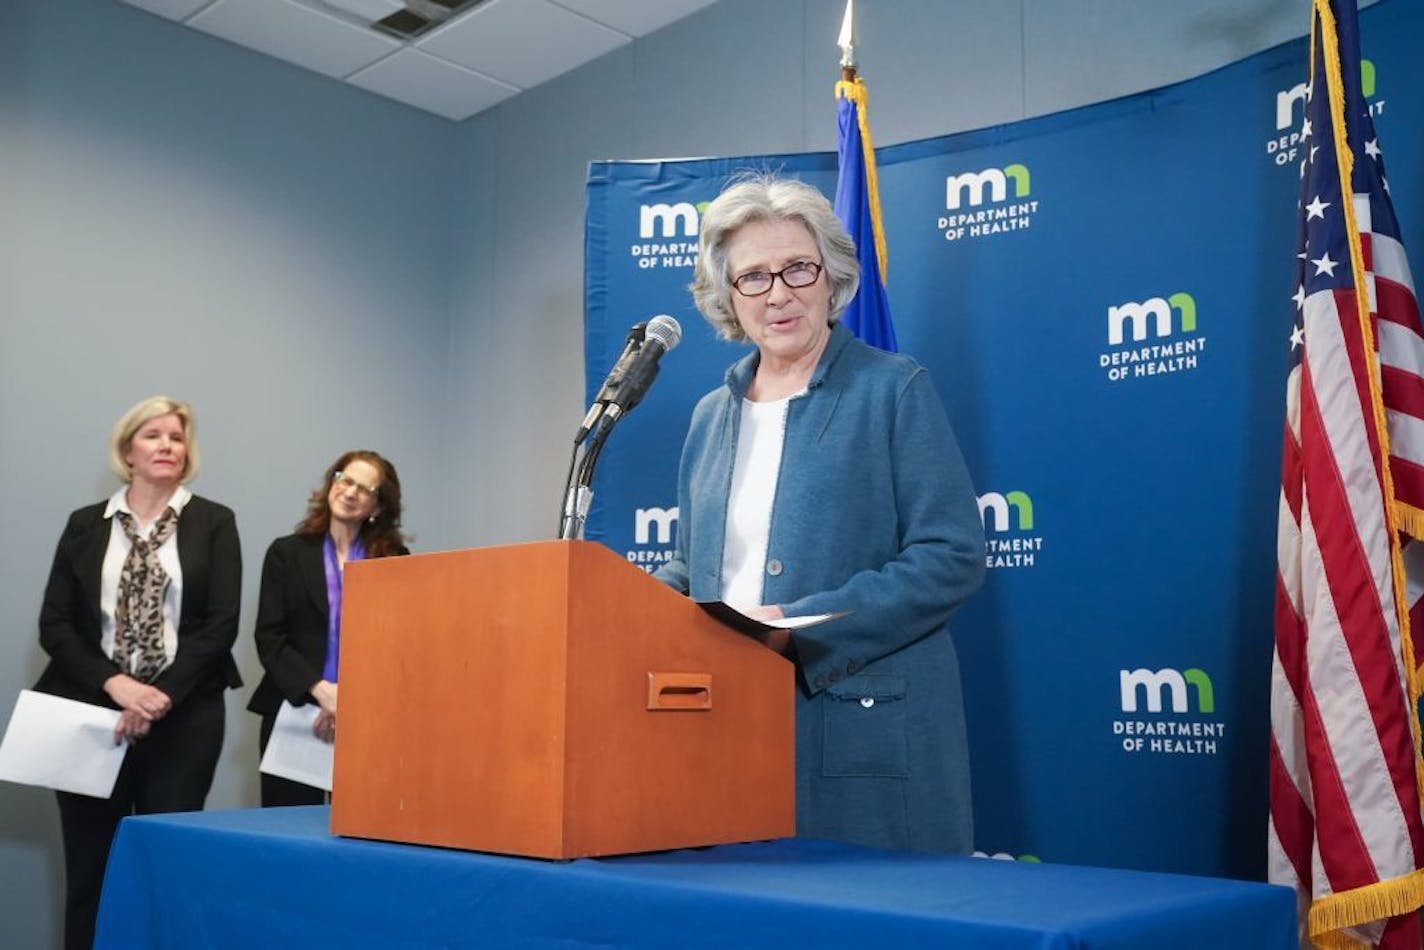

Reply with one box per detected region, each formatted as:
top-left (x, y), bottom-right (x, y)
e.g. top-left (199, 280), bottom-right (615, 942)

top-left (656, 175), bottom-right (985, 854)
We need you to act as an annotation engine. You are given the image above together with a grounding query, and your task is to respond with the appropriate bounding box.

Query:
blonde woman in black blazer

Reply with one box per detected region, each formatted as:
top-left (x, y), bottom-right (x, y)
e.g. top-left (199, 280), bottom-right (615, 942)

top-left (36, 395), bottom-right (241, 950)
top-left (247, 449), bottom-right (408, 806)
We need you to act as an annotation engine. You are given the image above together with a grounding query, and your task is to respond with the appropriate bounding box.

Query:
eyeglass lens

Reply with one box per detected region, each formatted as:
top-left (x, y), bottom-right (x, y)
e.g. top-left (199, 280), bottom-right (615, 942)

top-left (334, 472), bottom-right (376, 497)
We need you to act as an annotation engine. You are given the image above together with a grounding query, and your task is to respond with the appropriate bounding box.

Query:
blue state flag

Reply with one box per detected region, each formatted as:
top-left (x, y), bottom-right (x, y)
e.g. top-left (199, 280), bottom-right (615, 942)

top-left (834, 77), bottom-right (898, 353)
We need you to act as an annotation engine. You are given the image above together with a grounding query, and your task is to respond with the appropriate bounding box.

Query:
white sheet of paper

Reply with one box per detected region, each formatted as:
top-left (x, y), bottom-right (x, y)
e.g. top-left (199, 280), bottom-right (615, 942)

top-left (259, 701), bottom-right (334, 792)
top-left (764, 611), bottom-right (848, 630)
top-left (696, 600), bottom-right (850, 636)
top-left (0, 689), bottom-right (127, 797)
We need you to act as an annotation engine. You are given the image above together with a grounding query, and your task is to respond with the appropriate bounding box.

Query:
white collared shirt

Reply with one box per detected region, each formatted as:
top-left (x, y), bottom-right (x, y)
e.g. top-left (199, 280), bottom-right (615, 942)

top-left (100, 485), bottom-right (192, 674)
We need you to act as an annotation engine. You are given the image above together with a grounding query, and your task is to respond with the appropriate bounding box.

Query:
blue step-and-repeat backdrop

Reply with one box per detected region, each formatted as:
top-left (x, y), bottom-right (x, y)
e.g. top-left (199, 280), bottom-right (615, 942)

top-left (581, 0), bottom-right (1423, 879)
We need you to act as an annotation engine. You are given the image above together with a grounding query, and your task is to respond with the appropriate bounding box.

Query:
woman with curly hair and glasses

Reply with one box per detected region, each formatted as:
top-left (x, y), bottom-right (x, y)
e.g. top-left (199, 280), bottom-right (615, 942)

top-left (246, 450), bottom-right (409, 806)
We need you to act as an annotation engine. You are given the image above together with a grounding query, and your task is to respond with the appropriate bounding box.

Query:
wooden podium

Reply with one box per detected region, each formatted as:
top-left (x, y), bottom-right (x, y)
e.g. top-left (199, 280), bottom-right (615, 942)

top-left (329, 540), bottom-right (795, 859)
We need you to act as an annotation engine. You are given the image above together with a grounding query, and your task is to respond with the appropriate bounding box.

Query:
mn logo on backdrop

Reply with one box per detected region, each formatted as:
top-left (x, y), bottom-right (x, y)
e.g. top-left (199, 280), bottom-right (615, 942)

top-left (1113, 667), bottom-right (1223, 756)
top-left (1097, 291), bottom-right (1206, 382)
top-left (972, 851), bottom-right (1043, 863)
top-left (977, 490), bottom-right (1041, 570)
top-left (936, 163), bottom-right (1038, 241)
top-left (630, 200), bottom-right (707, 271)
top-left (626, 504), bottom-right (678, 573)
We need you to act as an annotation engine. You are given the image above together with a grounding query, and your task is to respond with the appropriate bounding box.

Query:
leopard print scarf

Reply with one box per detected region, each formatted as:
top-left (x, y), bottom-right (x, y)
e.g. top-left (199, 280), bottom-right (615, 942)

top-left (112, 507), bottom-right (179, 683)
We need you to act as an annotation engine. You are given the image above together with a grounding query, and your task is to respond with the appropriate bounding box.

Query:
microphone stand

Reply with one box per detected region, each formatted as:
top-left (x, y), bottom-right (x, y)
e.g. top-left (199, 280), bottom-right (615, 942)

top-left (557, 447), bottom-right (584, 540)
top-left (558, 414), bottom-right (617, 540)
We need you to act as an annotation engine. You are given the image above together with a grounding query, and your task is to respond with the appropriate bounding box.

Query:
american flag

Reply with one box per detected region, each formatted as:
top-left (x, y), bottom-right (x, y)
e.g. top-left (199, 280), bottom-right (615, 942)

top-left (1270, 1), bottom-right (1424, 947)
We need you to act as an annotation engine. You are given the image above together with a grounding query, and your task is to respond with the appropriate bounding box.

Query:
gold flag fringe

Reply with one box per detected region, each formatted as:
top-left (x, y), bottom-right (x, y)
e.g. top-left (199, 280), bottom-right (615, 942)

top-left (1308, 868), bottom-right (1424, 946)
top-left (834, 77), bottom-right (889, 285)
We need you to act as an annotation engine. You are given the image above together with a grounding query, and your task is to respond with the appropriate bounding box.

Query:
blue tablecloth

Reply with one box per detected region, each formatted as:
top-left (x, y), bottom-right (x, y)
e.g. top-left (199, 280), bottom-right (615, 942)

top-left (95, 806), bottom-right (1295, 949)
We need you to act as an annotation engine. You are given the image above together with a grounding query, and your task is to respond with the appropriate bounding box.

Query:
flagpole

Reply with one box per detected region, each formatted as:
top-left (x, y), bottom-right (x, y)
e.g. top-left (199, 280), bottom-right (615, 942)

top-left (834, 0), bottom-right (890, 308)
top-left (837, 2), bottom-right (863, 93)
top-left (838, 0), bottom-right (855, 73)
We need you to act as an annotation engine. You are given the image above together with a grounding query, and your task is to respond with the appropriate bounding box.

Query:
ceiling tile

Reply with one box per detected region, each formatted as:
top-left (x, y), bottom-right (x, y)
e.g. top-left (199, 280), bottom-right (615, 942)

top-left (189, 0), bottom-right (401, 79)
top-left (348, 48), bottom-right (520, 120)
top-left (418, 0), bottom-right (629, 90)
top-left (551, 0), bottom-right (718, 37)
top-left (118, 0), bottom-right (216, 19)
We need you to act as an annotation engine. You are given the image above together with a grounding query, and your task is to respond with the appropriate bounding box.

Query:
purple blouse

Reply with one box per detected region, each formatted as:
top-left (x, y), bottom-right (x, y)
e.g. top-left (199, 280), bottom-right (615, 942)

top-left (322, 534), bottom-right (366, 683)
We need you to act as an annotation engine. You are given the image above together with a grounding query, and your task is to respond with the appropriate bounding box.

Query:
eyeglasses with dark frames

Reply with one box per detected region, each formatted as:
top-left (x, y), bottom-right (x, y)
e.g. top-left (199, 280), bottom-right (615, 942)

top-left (731, 261), bottom-right (824, 297)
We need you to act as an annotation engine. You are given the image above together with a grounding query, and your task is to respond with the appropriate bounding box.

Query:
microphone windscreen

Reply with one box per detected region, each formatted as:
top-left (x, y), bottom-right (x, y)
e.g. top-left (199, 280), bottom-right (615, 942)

top-left (646, 314), bottom-right (682, 351)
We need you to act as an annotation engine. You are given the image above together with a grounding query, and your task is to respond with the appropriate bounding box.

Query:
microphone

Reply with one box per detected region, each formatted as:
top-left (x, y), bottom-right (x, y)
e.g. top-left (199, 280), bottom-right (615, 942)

top-left (559, 314), bottom-right (682, 540)
top-left (575, 322), bottom-right (647, 443)
top-left (601, 315), bottom-right (682, 424)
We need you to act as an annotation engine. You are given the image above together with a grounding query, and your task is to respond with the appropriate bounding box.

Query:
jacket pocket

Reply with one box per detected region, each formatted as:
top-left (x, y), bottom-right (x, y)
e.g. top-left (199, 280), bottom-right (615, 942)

top-left (821, 674), bottom-right (909, 778)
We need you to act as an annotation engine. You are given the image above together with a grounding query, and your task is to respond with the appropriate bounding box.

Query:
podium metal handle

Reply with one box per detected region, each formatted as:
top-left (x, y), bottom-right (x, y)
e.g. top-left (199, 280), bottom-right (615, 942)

top-left (646, 673), bottom-right (712, 711)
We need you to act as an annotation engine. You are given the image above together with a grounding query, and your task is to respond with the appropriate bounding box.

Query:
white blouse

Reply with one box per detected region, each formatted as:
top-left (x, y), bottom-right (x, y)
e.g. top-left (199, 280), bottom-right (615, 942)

top-left (720, 393), bottom-right (798, 611)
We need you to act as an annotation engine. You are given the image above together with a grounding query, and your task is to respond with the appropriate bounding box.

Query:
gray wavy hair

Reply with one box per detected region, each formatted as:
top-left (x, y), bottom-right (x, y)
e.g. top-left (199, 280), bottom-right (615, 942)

top-left (690, 174), bottom-right (860, 341)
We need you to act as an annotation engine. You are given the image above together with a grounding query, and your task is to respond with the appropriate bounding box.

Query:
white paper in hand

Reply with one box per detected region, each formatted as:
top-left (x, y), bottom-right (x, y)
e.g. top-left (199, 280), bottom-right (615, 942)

top-left (0, 690), bottom-right (127, 798)
top-left (259, 701), bottom-right (334, 792)
top-left (696, 601), bottom-right (849, 636)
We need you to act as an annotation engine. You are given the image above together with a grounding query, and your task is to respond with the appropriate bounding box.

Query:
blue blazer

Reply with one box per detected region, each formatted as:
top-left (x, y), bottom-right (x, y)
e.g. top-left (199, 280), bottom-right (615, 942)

top-left (36, 494), bottom-right (243, 708)
top-left (657, 322), bottom-right (986, 853)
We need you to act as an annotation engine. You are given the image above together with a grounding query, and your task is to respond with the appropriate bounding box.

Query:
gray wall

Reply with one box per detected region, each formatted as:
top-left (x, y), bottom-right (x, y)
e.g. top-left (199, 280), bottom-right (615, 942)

top-left (1, 0), bottom-right (1366, 945)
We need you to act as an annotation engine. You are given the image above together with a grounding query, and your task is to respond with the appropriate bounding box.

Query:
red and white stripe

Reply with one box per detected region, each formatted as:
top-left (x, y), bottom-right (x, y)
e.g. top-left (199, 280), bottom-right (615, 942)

top-left (1368, 199), bottom-right (1424, 515)
top-left (1270, 198), bottom-right (1424, 947)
